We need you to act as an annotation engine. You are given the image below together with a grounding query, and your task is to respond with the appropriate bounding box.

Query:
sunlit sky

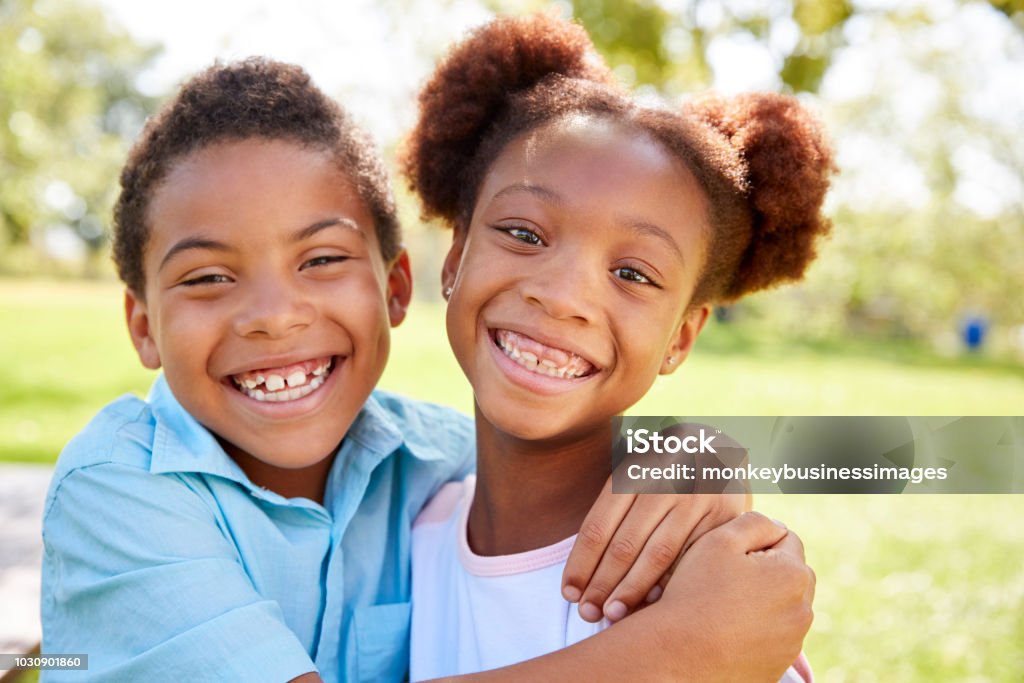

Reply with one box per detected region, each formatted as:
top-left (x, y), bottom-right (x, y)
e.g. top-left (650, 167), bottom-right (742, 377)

top-left (92, 0), bottom-right (1023, 216)
top-left (94, 0), bottom-right (493, 146)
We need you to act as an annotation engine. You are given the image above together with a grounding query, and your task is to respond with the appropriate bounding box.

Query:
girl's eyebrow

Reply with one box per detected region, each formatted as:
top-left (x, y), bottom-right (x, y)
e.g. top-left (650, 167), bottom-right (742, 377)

top-left (491, 183), bottom-right (565, 206)
top-left (623, 218), bottom-right (685, 265)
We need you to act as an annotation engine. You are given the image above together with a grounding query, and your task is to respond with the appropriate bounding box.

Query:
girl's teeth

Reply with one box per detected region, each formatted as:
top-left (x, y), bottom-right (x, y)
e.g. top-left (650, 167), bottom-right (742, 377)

top-left (496, 330), bottom-right (593, 379)
top-left (265, 374), bottom-right (285, 391)
top-left (286, 371), bottom-right (306, 388)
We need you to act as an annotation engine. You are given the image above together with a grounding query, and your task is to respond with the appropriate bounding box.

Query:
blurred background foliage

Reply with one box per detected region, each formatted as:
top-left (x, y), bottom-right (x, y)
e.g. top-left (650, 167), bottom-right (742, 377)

top-left (0, 0), bottom-right (160, 275)
top-left (2, 0), bottom-right (1022, 354)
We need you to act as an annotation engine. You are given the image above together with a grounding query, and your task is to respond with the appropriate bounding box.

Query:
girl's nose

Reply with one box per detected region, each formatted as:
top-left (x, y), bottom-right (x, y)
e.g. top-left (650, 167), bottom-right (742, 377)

top-left (519, 254), bottom-right (601, 324)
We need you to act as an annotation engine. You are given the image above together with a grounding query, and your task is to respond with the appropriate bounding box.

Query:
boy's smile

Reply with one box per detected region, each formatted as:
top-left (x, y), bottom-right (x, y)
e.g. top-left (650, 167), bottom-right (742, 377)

top-left (445, 117), bottom-right (711, 442)
top-left (125, 139), bottom-right (411, 488)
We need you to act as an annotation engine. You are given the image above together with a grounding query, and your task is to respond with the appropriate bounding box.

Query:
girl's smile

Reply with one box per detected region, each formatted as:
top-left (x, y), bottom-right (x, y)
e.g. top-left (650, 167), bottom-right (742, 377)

top-left (487, 326), bottom-right (601, 396)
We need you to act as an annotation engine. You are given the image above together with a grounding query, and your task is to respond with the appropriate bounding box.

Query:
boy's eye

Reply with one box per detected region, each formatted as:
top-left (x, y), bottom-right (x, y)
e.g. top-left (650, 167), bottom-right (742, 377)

top-left (500, 226), bottom-right (542, 246)
top-left (301, 255), bottom-right (349, 270)
top-left (181, 273), bottom-right (232, 287)
top-left (613, 266), bottom-right (657, 286)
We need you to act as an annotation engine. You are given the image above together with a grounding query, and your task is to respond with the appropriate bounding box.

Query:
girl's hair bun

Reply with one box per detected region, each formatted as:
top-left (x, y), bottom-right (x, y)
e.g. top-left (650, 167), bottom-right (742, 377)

top-left (687, 93), bottom-right (835, 299)
top-left (403, 12), bottom-right (615, 224)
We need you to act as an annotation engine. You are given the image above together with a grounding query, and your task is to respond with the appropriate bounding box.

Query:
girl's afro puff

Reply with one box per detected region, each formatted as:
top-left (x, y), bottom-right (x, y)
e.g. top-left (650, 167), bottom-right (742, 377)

top-left (404, 13), bottom-right (835, 306)
top-left (685, 93), bottom-right (834, 300)
top-left (403, 11), bottom-right (617, 226)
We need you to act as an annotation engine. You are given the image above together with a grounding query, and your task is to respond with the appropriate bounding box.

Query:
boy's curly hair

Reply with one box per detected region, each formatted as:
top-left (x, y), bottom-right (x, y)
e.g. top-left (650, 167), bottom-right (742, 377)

top-left (402, 13), bottom-right (835, 306)
top-left (113, 58), bottom-right (400, 296)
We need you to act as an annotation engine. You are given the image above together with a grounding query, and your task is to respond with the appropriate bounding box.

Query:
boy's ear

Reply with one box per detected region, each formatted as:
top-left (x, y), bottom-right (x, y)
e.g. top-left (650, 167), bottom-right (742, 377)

top-left (441, 231), bottom-right (466, 301)
top-left (386, 249), bottom-right (413, 328)
top-left (125, 289), bottom-right (161, 370)
top-left (660, 304), bottom-right (712, 375)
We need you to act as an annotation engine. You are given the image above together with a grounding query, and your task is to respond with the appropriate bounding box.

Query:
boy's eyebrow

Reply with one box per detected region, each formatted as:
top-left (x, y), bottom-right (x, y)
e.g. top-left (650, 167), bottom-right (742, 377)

top-left (622, 218), bottom-right (685, 265)
top-left (158, 219), bottom-right (362, 273)
top-left (292, 217), bottom-right (364, 242)
top-left (159, 237), bottom-right (232, 272)
top-left (491, 183), bottom-right (565, 206)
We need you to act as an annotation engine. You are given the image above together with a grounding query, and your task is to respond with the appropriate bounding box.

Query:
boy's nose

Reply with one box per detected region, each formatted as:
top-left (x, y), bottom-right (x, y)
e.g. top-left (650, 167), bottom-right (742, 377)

top-left (519, 255), bottom-right (601, 324)
top-left (232, 279), bottom-right (315, 339)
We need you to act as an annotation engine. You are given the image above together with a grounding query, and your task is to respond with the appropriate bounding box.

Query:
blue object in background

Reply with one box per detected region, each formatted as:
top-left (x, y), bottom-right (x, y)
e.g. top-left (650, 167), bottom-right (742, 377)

top-left (961, 315), bottom-right (989, 351)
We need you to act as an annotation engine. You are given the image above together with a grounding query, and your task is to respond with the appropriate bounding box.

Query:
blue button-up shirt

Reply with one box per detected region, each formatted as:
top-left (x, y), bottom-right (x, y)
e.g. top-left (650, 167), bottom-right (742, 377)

top-left (41, 375), bottom-right (474, 682)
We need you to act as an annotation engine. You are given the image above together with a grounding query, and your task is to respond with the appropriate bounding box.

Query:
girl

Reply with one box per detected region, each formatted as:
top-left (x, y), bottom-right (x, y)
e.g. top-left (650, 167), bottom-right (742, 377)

top-left (403, 13), bottom-right (831, 682)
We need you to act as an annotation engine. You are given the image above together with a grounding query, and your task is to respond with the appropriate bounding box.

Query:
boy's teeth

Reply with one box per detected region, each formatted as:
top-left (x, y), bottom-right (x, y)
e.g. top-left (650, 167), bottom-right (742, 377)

top-left (231, 357), bottom-right (334, 402)
top-left (241, 374), bottom-right (326, 402)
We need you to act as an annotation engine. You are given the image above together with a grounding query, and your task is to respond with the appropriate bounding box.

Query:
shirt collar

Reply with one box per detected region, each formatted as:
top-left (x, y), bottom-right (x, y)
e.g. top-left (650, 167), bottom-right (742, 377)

top-left (145, 375), bottom-right (446, 498)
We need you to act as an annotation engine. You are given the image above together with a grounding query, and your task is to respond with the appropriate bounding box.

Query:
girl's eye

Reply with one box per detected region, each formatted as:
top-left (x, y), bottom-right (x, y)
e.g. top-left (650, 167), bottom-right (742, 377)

top-left (301, 255), bottom-right (349, 270)
top-left (501, 226), bottom-right (542, 246)
top-left (613, 266), bottom-right (657, 286)
top-left (181, 273), bottom-right (232, 287)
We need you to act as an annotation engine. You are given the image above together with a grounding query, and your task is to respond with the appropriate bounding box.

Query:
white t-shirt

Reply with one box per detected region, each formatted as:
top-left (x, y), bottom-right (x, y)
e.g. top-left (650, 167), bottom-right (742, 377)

top-left (410, 476), bottom-right (812, 682)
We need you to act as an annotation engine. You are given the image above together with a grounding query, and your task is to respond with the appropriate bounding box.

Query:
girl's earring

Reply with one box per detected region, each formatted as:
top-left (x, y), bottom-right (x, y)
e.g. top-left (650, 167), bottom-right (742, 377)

top-left (666, 356), bottom-right (675, 366)
top-left (443, 286), bottom-right (453, 300)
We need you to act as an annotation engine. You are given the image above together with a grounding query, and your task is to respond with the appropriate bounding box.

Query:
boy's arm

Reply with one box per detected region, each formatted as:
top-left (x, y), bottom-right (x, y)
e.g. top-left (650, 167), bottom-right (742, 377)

top-left (434, 512), bottom-right (814, 682)
top-left (43, 463), bottom-right (317, 682)
top-left (562, 480), bottom-right (749, 621)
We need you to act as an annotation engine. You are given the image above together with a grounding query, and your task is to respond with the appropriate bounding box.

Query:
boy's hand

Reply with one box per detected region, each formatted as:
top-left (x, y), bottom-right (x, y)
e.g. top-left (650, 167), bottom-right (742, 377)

top-left (562, 480), bottom-right (749, 622)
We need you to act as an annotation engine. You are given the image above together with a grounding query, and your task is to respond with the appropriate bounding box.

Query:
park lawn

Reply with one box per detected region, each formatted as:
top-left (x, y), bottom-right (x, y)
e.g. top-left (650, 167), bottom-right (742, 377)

top-left (3, 277), bottom-right (1024, 682)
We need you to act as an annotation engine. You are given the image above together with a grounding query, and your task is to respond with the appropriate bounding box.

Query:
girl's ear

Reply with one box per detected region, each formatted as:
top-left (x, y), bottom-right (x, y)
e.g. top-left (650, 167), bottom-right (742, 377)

top-left (386, 249), bottom-right (414, 327)
top-left (441, 230), bottom-right (467, 301)
top-left (660, 304), bottom-right (712, 375)
top-left (125, 289), bottom-right (161, 370)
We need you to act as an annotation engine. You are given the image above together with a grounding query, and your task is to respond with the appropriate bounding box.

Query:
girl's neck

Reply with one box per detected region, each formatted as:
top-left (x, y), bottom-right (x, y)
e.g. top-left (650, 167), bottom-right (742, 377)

top-left (468, 406), bottom-right (612, 556)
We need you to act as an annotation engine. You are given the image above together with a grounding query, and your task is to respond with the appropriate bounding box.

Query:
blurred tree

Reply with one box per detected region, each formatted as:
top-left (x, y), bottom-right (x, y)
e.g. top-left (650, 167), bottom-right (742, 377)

top-left (0, 0), bottom-right (159, 272)
top-left (490, 0), bottom-right (854, 95)
top-left (986, 0), bottom-right (1024, 24)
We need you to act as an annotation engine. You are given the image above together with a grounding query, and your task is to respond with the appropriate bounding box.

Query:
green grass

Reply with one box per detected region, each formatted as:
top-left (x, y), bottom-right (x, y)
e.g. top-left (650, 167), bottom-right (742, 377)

top-left (3, 277), bottom-right (1024, 681)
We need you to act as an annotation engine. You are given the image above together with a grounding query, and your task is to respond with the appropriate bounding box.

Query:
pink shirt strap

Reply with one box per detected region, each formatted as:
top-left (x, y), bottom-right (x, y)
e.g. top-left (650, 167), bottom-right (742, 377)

top-left (793, 651), bottom-right (813, 682)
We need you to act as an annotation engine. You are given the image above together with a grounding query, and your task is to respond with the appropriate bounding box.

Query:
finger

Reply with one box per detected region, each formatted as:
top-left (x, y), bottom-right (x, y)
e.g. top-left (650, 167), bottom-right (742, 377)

top-left (561, 479), bottom-right (636, 603)
top-left (678, 493), bottom-right (746, 554)
top-left (600, 503), bottom-right (704, 621)
top-left (576, 495), bottom-right (675, 621)
top-left (766, 525), bottom-right (806, 563)
top-left (713, 510), bottom-right (788, 554)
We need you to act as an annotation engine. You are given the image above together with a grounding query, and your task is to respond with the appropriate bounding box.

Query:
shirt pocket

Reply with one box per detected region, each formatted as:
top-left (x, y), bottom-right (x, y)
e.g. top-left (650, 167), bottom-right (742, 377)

top-left (353, 601), bottom-right (412, 683)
